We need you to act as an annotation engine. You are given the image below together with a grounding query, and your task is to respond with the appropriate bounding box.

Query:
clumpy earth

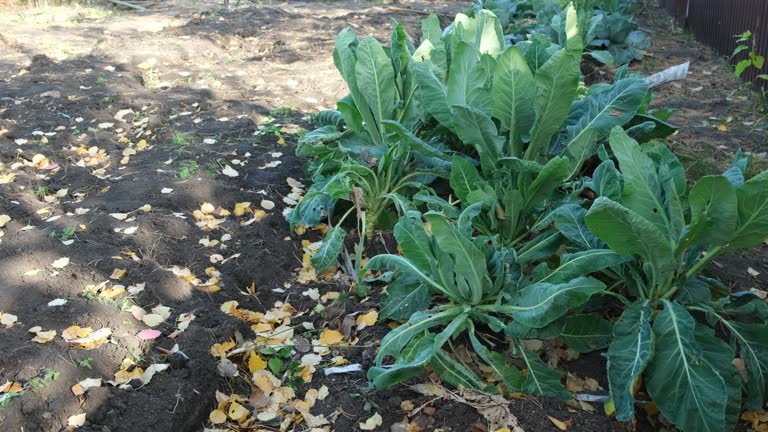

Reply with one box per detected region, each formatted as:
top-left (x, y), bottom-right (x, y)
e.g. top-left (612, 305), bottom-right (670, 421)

top-left (0, 1), bottom-right (765, 432)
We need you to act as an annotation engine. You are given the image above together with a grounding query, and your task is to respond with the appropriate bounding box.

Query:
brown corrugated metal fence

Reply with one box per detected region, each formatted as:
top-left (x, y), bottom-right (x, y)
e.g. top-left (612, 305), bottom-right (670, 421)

top-left (658, 0), bottom-right (768, 86)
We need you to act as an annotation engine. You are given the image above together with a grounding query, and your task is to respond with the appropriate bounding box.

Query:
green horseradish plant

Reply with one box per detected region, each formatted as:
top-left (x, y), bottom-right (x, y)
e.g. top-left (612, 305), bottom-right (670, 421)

top-left (364, 205), bottom-right (625, 398)
top-left (411, 8), bottom-right (663, 246)
top-left (288, 19), bottom-right (454, 273)
top-left (559, 127), bottom-right (768, 432)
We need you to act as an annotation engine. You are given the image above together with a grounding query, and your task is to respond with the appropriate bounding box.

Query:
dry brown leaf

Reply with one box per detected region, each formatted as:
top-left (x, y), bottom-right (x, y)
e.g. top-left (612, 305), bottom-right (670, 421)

top-left (547, 415), bottom-right (570, 431)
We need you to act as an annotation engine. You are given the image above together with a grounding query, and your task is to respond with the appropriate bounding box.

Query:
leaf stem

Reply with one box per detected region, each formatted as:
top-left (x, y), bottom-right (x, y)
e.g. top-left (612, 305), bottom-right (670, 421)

top-left (684, 246), bottom-right (723, 280)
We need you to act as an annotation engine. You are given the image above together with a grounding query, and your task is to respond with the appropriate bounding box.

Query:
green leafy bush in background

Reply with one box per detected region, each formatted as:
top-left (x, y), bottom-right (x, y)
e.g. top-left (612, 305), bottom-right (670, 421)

top-left (288, 3), bottom-right (768, 432)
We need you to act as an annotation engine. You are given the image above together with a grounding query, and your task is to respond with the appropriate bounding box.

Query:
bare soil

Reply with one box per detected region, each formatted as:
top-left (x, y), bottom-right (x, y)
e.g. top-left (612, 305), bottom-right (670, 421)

top-left (0, 1), bottom-right (764, 432)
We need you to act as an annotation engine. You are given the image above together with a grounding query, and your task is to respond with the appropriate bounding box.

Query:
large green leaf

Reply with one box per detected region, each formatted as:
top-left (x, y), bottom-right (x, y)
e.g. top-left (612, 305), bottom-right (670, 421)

top-left (720, 318), bottom-right (768, 409)
top-left (469, 326), bottom-right (524, 391)
top-left (646, 301), bottom-right (728, 432)
top-left (606, 302), bottom-right (653, 421)
top-left (523, 156), bottom-right (569, 210)
top-left (393, 216), bottom-right (433, 272)
top-left (585, 197), bottom-right (675, 292)
top-left (450, 156), bottom-right (485, 203)
top-left (365, 254), bottom-right (449, 297)
top-left (311, 225), bottom-right (346, 272)
top-left (447, 42), bottom-right (494, 114)
top-left (589, 159), bottom-right (622, 201)
top-left (374, 309), bottom-right (460, 366)
top-left (334, 29), bottom-right (380, 145)
top-left (451, 11), bottom-right (505, 56)
top-left (694, 325), bottom-right (741, 432)
top-left (526, 49), bottom-right (581, 161)
top-left (535, 249), bottom-right (630, 285)
top-left (416, 14), bottom-right (447, 80)
top-left (380, 278), bottom-right (431, 321)
top-left (492, 46), bottom-right (536, 157)
top-left (511, 276), bottom-right (606, 328)
top-left (563, 78), bottom-right (648, 176)
top-left (425, 213), bottom-right (489, 304)
top-left (369, 333), bottom-right (434, 389)
top-left (451, 105), bottom-right (504, 176)
top-left (731, 170), bottom-right (768, 249)
top-left (515, 229), bottom-right (562, 265)
top-left (561, 314), bottom-right (613, 353)
top-left (413, 62), bottom-right (452, 127)
top-left (608, 127), bottom-right (672, 235)
top-left (565, 78), bottom-right (648, 144)
top-left (682, 175), bottom-right (737, 249)
top-left (432, 349), bottom-right (487, 390)
top-left (517, 341), bottom-right (570, 399)
top-left (381, 120), bottom-right (450, 161)
top-left (355, 36), bottom-right (396, 138)
top-left (553, 204), bottom-right (601, 249)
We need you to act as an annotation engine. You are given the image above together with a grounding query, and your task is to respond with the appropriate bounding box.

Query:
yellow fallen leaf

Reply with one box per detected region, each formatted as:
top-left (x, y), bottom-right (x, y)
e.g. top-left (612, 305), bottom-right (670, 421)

top-left (252, 209), bottom-right (267, 221)
top-left (112, 367), bottom-right (143, 385)
top-left (718, 124), bottom-right (728, 132)
top-left (110, 269), bottom-right (127, 280)
top-left (69, 328), bottom-right (112, 349)
top-left (200, 202), bottom-right (215, 214)
top-left (0, 173), bottom-right (15, 184)
top-left (248, 352), bottom-right (266, 373)
top-left (209, 409), bottom-right (227, 424)
top-left (252, 370), bottom-right (281, 395)
top-left (318, 329), bottom-right (344, 346)
top-left (0, 215), bottom-right (10, 228)
top-left (100, 285), bottom-right (125, 299)
top-left (62, 325), bottom-right (92, 340)
top-left (28, 326), bottom-right (56, 343)
top-left (210, 341), bottom-right (236, 359)
top-left (228, 401), bottom-right (249, 420)
top-left (356, 309), bottom-right (378, 331)
top-left (234, 202), bottom-right (252, 217)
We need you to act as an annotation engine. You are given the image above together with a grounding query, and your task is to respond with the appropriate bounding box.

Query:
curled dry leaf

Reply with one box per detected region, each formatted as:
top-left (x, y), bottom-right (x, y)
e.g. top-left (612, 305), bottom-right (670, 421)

top-left (52, 257), bottom-right (70, 269)
top-left (359, 412), bottom-right (383, 430)
top-left (1, 312), bottom-right (18, 328)
top-left (356, 309), bottom-right (378, 331)
top-left (209, 409), bottom-right (227, 424)
top-left (47, 298), bottom-right (67, 307)
top-left (68, 413), bottom-right (87, 428)
top-left (221, 165), bottom-right (239, 177)
top-left (446, 388), bottom-right (525, 432)
top-left (69, 328), bottom-right (112, 349)
top-left (28, 326), bottom-right (56, 343)
top-left (71, 378), bottom-right (102, 396)
top-left (137, 329), bottom-right (162, 340)
top-left (547, 415), bottom-right (571, 431)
